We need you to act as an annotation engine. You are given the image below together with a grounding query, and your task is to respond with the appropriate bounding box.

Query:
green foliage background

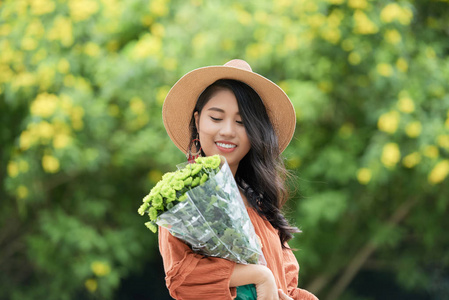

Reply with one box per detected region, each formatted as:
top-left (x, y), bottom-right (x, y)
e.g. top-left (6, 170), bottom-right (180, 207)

top-left (1, 0), bottom-right (449, 299)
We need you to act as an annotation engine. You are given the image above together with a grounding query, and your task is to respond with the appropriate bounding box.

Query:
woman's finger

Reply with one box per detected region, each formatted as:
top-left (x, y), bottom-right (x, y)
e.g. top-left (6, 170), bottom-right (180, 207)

top-left (278, 289), bottom-right (293, 300)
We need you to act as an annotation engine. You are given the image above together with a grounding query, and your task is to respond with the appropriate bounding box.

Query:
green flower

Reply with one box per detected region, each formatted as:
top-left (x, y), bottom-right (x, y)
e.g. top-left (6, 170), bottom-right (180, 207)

top-left (161, 186), bottom-right (176, 201)
top-left (172, 180), bottom-right (184, 191)
top-left (184, 177), bottom-right (193, 186)
top-left (208, 155), bottom-right (221, 169)
top-left (200, 173), bottom-right (208, 184)
top-left (192, 177), bottom-right (200, 187)
top-left (152, 194), bottom-right (164, 209)
top-left (149, 207), bottom-right (158, 221)
top-left (190, 163), bottom-right (203, 176)
top-left (150, 185), bottom-right (161, 196)
top-left (162, 172), bottom-right (175, 181)
top-left (166, 202), bottom-right (174, 210)
top-left (145, 221), bottom-right (158, 233)
top-left (143, 194), bottom-right (151, 203)
top-left (175, 168), bottom-right (191, 180)
top-left (179, 194), bottom-right (188, 202)
top-left (138, 203), bottom-right (149, 216)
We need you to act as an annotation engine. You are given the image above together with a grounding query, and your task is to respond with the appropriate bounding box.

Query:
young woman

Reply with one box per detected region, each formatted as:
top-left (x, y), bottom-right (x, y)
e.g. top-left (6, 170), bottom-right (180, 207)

top-left (160, 59), bottom-right (318, 300)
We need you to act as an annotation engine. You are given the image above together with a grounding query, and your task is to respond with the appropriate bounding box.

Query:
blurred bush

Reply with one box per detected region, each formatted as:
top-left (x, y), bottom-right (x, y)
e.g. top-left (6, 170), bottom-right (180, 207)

top-left (1, 0), bottom-right (448, 299)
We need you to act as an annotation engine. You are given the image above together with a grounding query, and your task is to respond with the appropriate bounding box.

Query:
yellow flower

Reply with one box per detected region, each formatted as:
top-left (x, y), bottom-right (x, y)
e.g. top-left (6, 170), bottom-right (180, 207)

top-left (149, 0), bottom-right (169, 17)
top-left (321, 27), bottom-right (341, 44)
top-left (156, 85), bottom-right (171, 105)
top-left (132, 34), bottom-right (162, 59)
top-left (71, 106), bottom-right (85, 130)
top-left (91, 261), bottom-right (111, 277)
top-left (7, 161), bottom-right (19, 178)
top-left (37, 64), bottom-right (56, 91)
top-left (423, 145), bottom-right (439, 159)
top-left (380, 3), bottom-right (413, 25)
top-left (84, 42), bottom-right (101, 57)
top-left (30, 93), bottom-right (59, 118)
top-left (85, 279), bottom-right (97, 293)
top-left (378, 111), bottom-right (400, 134)
top-left (445, 118), bottom-right (449, 130)
top-left (53, 134), bottom-right (72, 149)
top-left (377, 63), bottom-right (393, 77)
top-left (428, 160), bottom-right (449, 185)
top-left (307, 14), bottom-right (326, 29)
top-left (357, 168), bottom-right (372, 184)
top-left (25, 19), bottom-right (45, 38)
top-left (397, 96), bottom-right (414, 113)
top-left (396, 58), bottom-right (408, 72)
top-left (130, 97), bottom-right (146, 114)
top-left (148, 169), bottom-right (163, 183)
top-left (0, 24), bottom-right (12, 36)
top-left (381, 143), bottom-right (401, 168)
top-left (353, 10), bottom-right (378, 35)
top-left (348, 52), bottom-right (361, 65)
top-left (284, 34), bottom-right (299, 51)
top-left (151, 23), bottom-right (165, 37)
top-left (36, 121), bottom-right (55, 140)
top-left (17, 185), bottom-right (29, 199)
top-left (20, 130), bottom-right (36, 150)
top-left (69, 0), bottom-right (99, 22)
top-left (42, 155), bottom-right (60, 173)
top-left (348, 0), bottom-right (368, 10)
top-left (403, 152), bottom-right (421, 168)
top-left (21, 37), bottom-right (38, 51)
top-left (47, 16), bottom-right (74, 47)
top-left (405, 121), bottom-right (422, 138)
top-left (57, 59), bottom-right (70, 74)
top-left (326, 0), bottom-right (344, 4)
top-left (327, 9), bottom-right (344, 27)
top-left (437, 135), bottom-right (449, 149)
top-left (30, 0), bottom-right (56, 16)
top-left (384, 29), bottom-right (401, 44)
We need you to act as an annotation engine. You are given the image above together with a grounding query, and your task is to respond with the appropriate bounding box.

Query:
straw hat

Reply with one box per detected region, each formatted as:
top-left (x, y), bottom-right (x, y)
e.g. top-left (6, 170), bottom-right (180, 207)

top-left (162, 59), bottom-right (296, 154)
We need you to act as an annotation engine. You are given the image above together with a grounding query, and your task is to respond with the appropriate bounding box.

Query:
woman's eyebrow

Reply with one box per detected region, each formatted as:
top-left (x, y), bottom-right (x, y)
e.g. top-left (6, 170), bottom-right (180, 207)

top-left (207, 107), bottom-right (240, 115)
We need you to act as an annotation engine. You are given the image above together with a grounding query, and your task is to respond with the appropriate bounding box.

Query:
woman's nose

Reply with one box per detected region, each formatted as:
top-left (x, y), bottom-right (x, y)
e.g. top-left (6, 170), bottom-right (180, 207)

top-left (219, 120), bottom-right (236, 137)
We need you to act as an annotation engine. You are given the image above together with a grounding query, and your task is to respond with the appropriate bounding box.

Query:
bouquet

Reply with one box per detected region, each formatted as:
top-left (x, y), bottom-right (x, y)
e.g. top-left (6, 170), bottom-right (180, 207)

top-left (137, 155), bottom-right (264, 265)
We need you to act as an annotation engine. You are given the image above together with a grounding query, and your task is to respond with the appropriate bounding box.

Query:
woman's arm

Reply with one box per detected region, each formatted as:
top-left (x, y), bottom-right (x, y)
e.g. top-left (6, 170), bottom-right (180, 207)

top-left (230, 264), bottom-right (279, 300)
top-left (159, 227), bottom-right (237, 300)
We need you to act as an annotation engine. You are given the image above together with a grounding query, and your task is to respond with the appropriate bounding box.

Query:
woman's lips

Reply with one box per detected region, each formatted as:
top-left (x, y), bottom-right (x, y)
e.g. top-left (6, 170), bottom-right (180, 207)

top-left (215, 142), bottom-right (237, 153)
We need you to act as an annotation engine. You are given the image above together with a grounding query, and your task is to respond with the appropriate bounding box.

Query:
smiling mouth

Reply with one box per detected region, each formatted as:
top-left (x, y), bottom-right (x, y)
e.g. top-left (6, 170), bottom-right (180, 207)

top-left (215, 142), bottom-right (237, 149)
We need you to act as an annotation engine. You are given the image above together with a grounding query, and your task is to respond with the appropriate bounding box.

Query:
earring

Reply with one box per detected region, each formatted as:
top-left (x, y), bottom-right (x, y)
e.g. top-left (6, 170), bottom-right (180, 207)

top-left (187, 134), bottom-right (202, 163)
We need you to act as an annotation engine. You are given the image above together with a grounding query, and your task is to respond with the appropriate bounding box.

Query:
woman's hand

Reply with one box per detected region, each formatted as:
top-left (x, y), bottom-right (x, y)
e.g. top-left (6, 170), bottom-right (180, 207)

top-left (253, 266), bottom-right (278, 300)
top-left (278, 289), bottom-right (293, 300)
top-left (230, 264), bottom-right (278, 299)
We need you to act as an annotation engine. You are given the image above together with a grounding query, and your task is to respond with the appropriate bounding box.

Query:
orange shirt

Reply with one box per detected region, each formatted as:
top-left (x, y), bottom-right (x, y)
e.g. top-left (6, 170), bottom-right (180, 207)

top-left (159, 207), bottom-right (318, 300)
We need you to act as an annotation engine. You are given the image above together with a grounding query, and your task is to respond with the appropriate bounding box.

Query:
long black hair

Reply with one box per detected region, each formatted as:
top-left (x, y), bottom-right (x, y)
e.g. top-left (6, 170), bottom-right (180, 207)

top-left (188, 79), bottom-right (299, 247)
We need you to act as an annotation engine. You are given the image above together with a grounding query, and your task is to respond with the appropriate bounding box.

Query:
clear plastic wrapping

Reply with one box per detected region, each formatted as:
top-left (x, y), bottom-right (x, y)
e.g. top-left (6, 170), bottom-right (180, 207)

top-left (156, 156), bottom-right (265, 265)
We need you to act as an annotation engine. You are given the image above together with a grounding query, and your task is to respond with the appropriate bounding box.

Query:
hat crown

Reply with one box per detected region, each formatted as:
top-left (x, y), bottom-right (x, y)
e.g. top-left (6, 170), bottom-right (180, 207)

top-left (224, 59), bottom-right (252, 72)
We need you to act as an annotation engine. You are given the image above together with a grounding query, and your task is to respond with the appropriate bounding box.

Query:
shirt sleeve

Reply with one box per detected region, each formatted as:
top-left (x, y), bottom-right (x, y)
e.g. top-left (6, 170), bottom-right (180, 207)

top-left (283, 246), bottom-right (319, 300)
top-left (159, 227), bottom-right (237, 300)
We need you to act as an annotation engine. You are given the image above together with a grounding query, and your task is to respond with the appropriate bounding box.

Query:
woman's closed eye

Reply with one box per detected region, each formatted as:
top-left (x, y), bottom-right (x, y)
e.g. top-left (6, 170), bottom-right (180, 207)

top-left (210, 116), bottom-right (244, 125)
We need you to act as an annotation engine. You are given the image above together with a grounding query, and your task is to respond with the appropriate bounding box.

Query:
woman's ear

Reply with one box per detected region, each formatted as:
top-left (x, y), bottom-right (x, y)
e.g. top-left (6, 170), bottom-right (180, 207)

top-left (194, 111), bottom-right (199, 131)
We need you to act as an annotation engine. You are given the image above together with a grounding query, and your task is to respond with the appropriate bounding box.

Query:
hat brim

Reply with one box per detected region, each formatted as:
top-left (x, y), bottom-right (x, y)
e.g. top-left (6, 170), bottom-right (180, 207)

top-left (162, 65), bottom-right (296, 154)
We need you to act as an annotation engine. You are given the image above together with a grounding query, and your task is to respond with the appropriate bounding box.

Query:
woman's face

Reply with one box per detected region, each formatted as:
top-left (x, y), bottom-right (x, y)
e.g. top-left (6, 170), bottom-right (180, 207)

top-left (194, 89), bottom-right (251, 175)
